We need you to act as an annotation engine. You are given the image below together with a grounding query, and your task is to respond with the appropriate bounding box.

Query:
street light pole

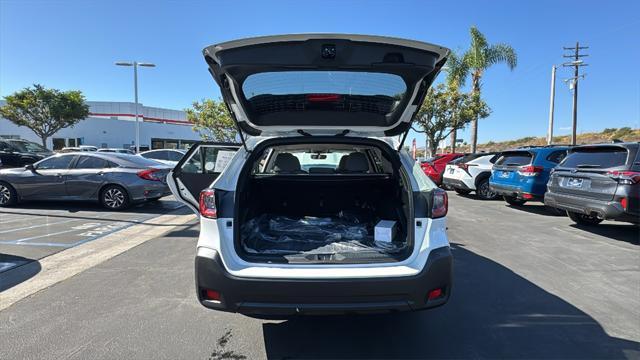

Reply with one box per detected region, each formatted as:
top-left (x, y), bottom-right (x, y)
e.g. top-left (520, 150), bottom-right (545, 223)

top-left (547, 65), bottom-right (556, 145)
top-left (133, 62), bottom-right (139, 153)
top-left (115, 61), bottom-right (155, 153)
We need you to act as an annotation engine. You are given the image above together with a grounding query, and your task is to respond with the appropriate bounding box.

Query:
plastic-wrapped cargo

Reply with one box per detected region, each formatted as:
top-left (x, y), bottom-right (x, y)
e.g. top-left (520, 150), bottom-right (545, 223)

top-left (241, 212), bottom-right (406, 256)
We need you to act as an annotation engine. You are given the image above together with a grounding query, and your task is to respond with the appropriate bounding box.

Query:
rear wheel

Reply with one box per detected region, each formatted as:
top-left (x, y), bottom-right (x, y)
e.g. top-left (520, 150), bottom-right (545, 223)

top-left (503, 195), bottom-right (526, 206)
top-left (567, 211), bottom-right (603, 225)
top-left (454, 188), bottom-right (471, 195)
top-left (0, 181), bottom-right (17, 207)
top-left (476, 178), bottom-right (498, 200)
top-left (100, 185), bottom-right (130, 210)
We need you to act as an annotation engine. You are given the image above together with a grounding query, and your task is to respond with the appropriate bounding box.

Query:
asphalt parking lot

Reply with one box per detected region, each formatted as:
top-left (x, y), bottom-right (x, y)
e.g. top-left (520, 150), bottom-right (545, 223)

top-left (0, 193), bottom-right (638, 359)
top-left (0, 197), bottom-right (185, 274)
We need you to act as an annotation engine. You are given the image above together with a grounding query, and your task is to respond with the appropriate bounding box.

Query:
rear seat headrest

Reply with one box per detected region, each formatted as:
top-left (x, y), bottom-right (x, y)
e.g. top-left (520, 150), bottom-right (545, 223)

top-left (344, 152), bottom-right (369, 173)
top-left (273, 153), bottom-right (303, 173)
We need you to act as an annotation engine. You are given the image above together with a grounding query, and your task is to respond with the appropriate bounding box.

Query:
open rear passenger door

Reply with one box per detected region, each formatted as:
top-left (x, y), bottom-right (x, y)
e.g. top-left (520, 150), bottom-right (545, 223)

top-left (167, 142), bottom-right (240, 214)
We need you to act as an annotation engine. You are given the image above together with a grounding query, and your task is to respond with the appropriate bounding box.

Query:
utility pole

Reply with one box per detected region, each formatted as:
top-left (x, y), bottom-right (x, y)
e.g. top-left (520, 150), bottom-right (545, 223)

top-left (562, 42), bottom-right (588, 145)
top-left (546, 65), bottom-right (556, 145)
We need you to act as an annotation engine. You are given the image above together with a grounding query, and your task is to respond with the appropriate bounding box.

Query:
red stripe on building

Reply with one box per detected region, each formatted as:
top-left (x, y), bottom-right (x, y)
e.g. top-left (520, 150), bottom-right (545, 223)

top-left (89, 113), bottom-right (192, 125)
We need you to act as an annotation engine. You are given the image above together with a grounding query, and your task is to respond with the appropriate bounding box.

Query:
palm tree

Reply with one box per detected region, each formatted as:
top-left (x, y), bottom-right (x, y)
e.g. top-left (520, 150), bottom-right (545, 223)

top-left (444, 51), bottom-right (469, 153)
top-left (463, 26), bottom-right (517, 152)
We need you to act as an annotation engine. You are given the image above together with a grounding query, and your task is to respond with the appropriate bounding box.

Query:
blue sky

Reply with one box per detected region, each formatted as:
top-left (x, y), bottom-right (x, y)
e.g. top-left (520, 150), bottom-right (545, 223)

top-left (1, 0), bottom-right (639, 145)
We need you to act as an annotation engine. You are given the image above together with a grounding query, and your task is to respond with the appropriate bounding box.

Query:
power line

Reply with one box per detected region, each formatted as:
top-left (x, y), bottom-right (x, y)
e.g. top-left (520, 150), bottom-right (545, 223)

top-left (562, 42), bottom-right (589, 145)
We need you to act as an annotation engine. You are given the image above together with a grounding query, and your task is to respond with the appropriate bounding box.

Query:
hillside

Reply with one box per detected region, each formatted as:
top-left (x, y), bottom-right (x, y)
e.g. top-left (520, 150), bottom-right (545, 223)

top-left (450, 127), bottom-right (640, 153)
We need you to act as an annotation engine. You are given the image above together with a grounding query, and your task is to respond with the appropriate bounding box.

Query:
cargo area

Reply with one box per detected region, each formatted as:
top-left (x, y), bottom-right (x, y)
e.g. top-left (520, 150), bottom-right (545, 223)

top-left (235, 142), bottom-right (412, 264)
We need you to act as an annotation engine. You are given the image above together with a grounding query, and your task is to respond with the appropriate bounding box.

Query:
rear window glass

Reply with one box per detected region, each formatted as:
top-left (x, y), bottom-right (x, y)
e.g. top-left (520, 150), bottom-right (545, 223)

top-left (560, 147), bottom-right (628, 169)
top-left (459, 153), bottom-right (496, 164)
top-left (241, 71), bottom-right (406, 116)
top-left (495, 152), bottom-right (533, 166)
top-left (110, 154), bottom-right (165, 167)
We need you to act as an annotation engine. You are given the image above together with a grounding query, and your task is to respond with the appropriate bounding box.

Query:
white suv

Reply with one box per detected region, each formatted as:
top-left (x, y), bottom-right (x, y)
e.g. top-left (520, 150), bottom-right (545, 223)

top-left (168, 34), bottom-right (453, 317)
top-left (442, 153), bottom-right (500, 200)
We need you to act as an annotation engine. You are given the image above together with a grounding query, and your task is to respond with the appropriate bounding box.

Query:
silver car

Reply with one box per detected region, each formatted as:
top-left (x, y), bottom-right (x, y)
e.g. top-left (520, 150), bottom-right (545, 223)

top-left (0, 152), bottom-right (172, 210)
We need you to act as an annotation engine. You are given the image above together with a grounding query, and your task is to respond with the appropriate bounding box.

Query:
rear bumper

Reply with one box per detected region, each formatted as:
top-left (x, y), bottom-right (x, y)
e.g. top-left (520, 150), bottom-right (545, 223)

top-left (490, 183), bottom-right (540, 200)
top-left (544, 191), bottom-right (636, 222)
top-left (129, 182), bottom-right (171, 201)
top-left (442, 177), bottom-right (471, 191)
top-left (195, 246), bottom-right (453, 316)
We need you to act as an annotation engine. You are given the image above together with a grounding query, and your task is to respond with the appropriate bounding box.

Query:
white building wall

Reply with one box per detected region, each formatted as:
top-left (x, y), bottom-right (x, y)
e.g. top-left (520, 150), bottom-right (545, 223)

top-left (0, 101), bottom-right (200, 149)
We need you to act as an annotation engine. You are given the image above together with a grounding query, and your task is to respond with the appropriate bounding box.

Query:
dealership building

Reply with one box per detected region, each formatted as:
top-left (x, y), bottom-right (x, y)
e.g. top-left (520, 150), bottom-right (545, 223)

top-left (0, 101), bottom-right (201, 151)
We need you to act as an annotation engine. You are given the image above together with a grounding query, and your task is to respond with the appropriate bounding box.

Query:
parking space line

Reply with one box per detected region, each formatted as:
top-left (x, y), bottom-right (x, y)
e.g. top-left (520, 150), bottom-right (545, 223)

top-left (0, 218), bottom-right (79, 234)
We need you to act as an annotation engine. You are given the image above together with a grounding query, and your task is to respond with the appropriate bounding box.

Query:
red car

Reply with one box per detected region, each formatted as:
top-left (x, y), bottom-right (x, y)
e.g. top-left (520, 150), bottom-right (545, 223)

top-left (421, 153), bottom-right (465, 185)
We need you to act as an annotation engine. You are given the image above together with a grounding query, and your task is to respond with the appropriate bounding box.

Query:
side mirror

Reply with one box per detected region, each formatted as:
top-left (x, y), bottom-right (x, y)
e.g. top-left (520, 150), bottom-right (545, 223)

top-left (25, 164), bottom-right (35, 171)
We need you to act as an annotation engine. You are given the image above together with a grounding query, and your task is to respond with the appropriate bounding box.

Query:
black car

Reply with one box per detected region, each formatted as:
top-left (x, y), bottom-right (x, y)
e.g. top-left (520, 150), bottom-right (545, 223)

top-left (0, 139), bottom-right (53, 168)
top-left (544, 142), bottom-right (639, 225)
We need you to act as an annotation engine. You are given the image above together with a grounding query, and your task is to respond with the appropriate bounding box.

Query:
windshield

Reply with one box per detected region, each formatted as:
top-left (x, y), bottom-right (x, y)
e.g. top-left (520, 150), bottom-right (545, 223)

top-left (291, 151), bottom-right (351, 171)
top-left (8, 140), bottom-right (48, 153)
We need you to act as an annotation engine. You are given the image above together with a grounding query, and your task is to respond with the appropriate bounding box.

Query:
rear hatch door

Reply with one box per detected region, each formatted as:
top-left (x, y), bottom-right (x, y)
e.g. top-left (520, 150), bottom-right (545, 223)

top-left (548, 145), bottom-right (630, 201)
top-left (204, 34), bottom-right (449, 138)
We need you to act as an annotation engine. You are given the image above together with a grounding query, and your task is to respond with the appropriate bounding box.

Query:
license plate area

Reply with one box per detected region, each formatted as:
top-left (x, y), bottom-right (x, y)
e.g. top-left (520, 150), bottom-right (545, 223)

top-left (564, 177), bottom-right (584, 188)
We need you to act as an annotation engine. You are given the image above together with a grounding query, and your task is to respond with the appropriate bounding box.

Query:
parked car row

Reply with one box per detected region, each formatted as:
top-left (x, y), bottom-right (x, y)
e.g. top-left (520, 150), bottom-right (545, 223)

top-left (0, 152), bottom-right (174, 210)
top-left (432, 142), bottom-right (639, 226)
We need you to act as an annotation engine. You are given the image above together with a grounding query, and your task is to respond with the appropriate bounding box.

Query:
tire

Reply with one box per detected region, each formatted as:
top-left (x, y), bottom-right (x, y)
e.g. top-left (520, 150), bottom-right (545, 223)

top-left (503, 195), bottom-right (526, 206)
top-left (476, 178), bottom-right (498, 200)
top-left (454, 188), bottom-right (472, 195)
top-left (100, 185), bottom-right (130, 210)
top-left (0, 181), bottom-right (17, 207)
top-left (567, 211), bottom-right (603, 225)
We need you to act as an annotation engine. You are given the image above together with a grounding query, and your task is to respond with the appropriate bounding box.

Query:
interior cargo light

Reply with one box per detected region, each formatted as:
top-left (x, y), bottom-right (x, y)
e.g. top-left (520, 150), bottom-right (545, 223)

top-left (203, 289), bottom-right (221, 302)
top-left (607, 170), bottom-right (640, 185)
top-left (431, 189), bottom-right (448, 219)
top-left (517, 165), bottom-right (543, 177)
top-left (137, 168), bottom-right (162, 181)
top-left (199, 189), bottom-right (217, 219)
top-left (427, 288), bottom-right (443, 300)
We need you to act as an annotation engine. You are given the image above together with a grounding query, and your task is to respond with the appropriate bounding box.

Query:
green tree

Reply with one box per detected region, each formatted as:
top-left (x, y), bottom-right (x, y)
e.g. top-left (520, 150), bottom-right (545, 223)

top-left (413, 84), bottom-right (490, 156)
top-left (463, 26), bottom-right (517, 152)
top-left (185, 99), bottom-right (237, 142)
top-left (0, 84), bottom-right (89, 147)
top-left (444, 51), bottom-right (469, 153)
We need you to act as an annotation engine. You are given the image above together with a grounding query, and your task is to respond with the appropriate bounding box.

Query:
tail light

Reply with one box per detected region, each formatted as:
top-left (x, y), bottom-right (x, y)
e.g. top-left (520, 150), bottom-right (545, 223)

top-left (199, 189), bottom-right (217, 218)
top-left (620, 197), bottom-right (628, 210)
top-left (517, 165), bottom-right (543, 177)
top-left (607, 170), bottom-right (640, 185)
top-left (137, 168), bottom-right (162, 181)
top-left (431, 189), bottom-right (448, 218)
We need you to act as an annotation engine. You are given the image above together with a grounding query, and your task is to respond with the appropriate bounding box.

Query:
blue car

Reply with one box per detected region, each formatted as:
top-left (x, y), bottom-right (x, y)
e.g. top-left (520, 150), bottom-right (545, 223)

top-left (490, 146), bottom-right (571, 205)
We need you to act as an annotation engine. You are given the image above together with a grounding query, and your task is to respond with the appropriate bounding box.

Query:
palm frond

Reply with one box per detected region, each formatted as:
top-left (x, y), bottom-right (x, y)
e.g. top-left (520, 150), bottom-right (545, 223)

top-left (486, 43), bottom-right (518, 70)
top-left (445, 51), bottom-right (469, 89)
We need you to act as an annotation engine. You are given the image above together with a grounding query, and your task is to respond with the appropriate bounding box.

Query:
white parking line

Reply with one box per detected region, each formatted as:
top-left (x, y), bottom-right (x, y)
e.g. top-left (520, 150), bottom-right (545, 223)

top-left (0, 218), bottom-right (79, 234)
